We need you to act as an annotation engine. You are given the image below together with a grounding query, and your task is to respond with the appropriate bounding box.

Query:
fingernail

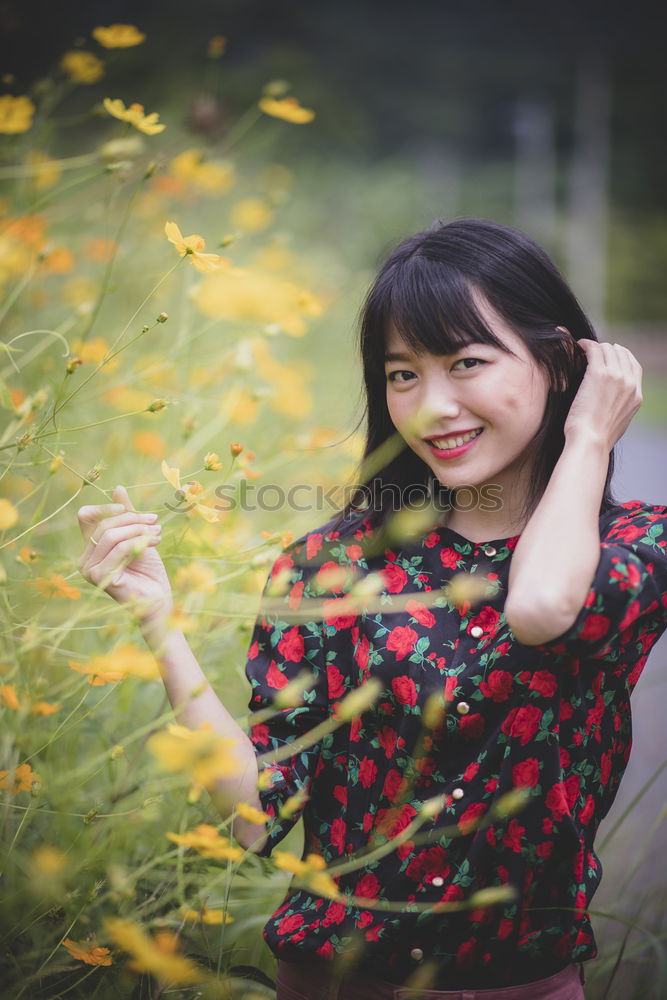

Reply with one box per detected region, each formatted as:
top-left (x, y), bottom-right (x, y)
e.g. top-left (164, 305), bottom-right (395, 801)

top-left (146, 513), bottom-right (158, 521)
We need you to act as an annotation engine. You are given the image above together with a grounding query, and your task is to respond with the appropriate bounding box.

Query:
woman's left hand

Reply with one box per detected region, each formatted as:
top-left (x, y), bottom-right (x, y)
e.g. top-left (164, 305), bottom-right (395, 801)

top-left (563, 339), bottom-right (643, 450)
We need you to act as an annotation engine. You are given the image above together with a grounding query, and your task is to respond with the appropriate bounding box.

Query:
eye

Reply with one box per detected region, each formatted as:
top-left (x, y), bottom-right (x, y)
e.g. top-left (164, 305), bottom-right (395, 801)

top-left (451, 357), bottom-right (485, 371)
top-left (386, 369), bottom-right (416, 384)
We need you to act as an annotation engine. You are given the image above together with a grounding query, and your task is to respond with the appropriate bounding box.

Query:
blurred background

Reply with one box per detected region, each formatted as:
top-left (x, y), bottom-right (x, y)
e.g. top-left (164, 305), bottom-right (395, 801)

top-left (1, 1), bottom-right (666, 997)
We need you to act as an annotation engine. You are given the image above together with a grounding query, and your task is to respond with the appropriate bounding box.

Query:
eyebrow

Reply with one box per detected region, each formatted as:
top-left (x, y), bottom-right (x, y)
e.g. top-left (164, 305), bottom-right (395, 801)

top-left (384, 351), bottom-right (416, 363)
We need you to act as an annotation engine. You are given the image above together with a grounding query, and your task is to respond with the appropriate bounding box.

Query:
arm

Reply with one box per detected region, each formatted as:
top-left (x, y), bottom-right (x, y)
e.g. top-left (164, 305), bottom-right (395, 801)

top-left (505, 340), bottom-right (643, 645)
top-left (140, 620), bottom-right (268, 852)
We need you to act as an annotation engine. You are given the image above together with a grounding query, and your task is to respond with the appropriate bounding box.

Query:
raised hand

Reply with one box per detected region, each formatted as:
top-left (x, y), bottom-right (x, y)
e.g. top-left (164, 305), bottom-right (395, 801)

top-left (77, 484), bottom-right (173, 629)
top-left (563, 340), bottom-right (643, 451)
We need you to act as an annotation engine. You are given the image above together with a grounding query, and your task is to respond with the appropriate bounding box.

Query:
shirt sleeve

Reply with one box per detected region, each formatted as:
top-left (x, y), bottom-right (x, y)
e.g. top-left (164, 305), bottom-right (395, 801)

top-left (244, 545), bottom-right (329, 856)
top-left (533, 503), bottom-right (667, 673)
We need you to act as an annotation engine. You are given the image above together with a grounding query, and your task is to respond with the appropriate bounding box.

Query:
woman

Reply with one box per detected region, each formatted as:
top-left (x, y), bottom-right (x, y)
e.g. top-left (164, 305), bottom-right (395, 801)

top-left (77, 219), bottom-right (667, 999)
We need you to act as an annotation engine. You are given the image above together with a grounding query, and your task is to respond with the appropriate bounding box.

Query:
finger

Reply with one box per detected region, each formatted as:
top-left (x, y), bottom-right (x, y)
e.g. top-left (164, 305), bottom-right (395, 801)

top-left (113, 484), bottom-right (136, 512)
top-left (77, 502), bottom-right (127, 542)
top-left (80, 522), bottom-right (160, 577)
top-left (89, 510), bottom-right (159, 546)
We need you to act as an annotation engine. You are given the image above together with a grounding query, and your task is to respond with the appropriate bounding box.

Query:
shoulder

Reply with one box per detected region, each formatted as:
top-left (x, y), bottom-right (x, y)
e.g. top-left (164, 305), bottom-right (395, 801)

top-left (268, 510), bottom-right (377, 581)
top-left (600, 500), bottom-right (667, 547)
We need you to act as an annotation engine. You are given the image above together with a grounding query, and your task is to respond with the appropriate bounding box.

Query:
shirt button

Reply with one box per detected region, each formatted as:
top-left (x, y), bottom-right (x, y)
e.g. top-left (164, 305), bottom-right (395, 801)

top-left (452, 787), bottom-right (464, 800)
top-left (410, 947), bottom-right (424, 961)
top-left (432, 876), bottom-right (444, 887)
top-left (483, 545), bottom-right (497, 557)
top-left (456, 701), bottom-right (470, 715)
top-left (470, 625), bottom-right (483, 639)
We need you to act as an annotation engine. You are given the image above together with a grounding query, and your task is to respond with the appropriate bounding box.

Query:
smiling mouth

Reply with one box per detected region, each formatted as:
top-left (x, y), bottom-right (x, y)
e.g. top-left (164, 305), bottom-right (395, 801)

top-left (427, 428), bottom-right (484, 449)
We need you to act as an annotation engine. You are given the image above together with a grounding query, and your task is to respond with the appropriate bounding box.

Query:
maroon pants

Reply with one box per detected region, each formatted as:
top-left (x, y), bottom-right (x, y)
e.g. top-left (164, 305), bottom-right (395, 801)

top-left (276, 959), bottom-right (587, 1000)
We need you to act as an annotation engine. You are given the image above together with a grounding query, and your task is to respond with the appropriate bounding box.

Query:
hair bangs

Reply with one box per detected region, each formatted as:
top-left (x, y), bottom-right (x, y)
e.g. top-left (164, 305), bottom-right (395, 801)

top-left (385, 254), bottom-right (508, 357)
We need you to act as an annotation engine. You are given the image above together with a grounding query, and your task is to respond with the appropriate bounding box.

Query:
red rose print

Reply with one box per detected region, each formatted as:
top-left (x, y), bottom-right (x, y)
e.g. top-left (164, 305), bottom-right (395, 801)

top-left (251, 722), bottom-right (270, 746)
top-left (288, 580), bottom-right (305, 610)
top-left (359, 756), bottom-right (378, 789)
top-left (529, 669), bottom-right (558, 697)
top-left (356, 910), bottom-right (374, 928)
top-left (459, 713), bottom-right (485, 739)
top-left (277, 626), bottom-right (304, 662)
top-left (440, 547), bottom-right (460, 569)
top-left (512, 757), bottom-right (540, 788)
top-left (458, 801), bottom-right (487, 834)
top-left (391, 674), bottom-right (418, 704)
top-left (382, 768), bottom-right (405, 801)
top-left (248, 640), bottom-right (259, 660)
top-left (355, 873), bottom-right (381, 899)
top-left (479, 670), bottom-right (513, 701)
top-left (501, 817), bottom-right (524, 852)
top-left (317, 561), bottom-right (344, 593)
top-left (271, 554), bottom-right (294, 578)
top-left (277, 912), bottom-right (304, 935)
top-left (386, 626), bottom-right (418, 661)
top-left (306, 533), bottom-right (323, 560)
top-left (266, 661), bottom-right (288, 689)
top-left (579, 794), bottom-right (595, 825)
top-left (546, 781), bottom-right (570, 820)
top-left (327, 664), bottom-right (345, 699)
top-left (619, 600), bottom-right (641, 632)
top-left (347, 544), bottom-right (363, 561)
top-left (316, 941), bottom-right (334, 959)
top-left (323, 901), bottom-right (347, 926)
top-left (425, 531), bottom-right (439, 547)
top-left (323, 598), bottom-right (357, 630)
top-left (354, 635), bottom-right (370, 671)
top-left (378, 725), bottom-right (397, 758)
top-left (405, 599), bottom-right (436, 628)
top-left (333, 785), bottom-right (347, 805)
top-left (381, 563), bottom-right (408, 593)
top-left (464, 761), bottom-right (480, 782)
top-left (468, 606), bottom-right (501, 635)
top-left (580, 614), bottom-right (611, 641)
top-left (498, 917), bottom-right (514, 939)
top-left (330, 817), bottom-right (346, 854)
top-left (509, 705), bottom-right (542, 745)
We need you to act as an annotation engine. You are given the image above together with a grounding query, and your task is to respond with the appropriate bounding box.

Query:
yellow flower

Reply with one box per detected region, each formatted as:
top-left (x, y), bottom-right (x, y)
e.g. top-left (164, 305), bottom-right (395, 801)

top-left (181, 905), bottom-right (233, 924)
top-left (63, 938), bottom-right (113, 967)
top-left (104, 918), bottom-right (204, 984)
top-left (27, 574), bottom-right (80, 600)
top-left (235, 802), bottom-right (270, 825)
top-left (0, 499), bottom-right (18, 531)
top-left (33, 845), bottom-right (67, 876)
top-left (92, 24), bottom-right (146, 48)
top-left (161, 459), bottom-right (222, 522)
top-left (68, 643), bottom-right (160, 686)
top-left (230, 198), bottom-right (274, 232)
top-left (166, 823), bottom-right (244, 861)
top-left (194, 268), bottom-right (322, 339)
top-left (203, 451), bottom-right (222, 471)
top-left (0, 95), bottom-right (35, 134)
top-left (259, 96), bottom-right (315, 124)
top-left (0, 762), bottom-right (39, 793)
top-left (103, 98), bottom-right (166, 135)
top-left (148, 723), bottom-right (240, 788)
top-left (164, 221), bottom-right (227, 273)
top-left (31, 700), bottom-right (62, 716)
top-left (61, 51), bottom-right (104, 84)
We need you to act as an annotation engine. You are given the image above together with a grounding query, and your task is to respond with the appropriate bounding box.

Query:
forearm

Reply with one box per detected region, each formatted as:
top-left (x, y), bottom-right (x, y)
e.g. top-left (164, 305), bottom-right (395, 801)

top-left (505, 430), bottom-right (610, 644)
top-left (141, 621), bottom-right (267, 851)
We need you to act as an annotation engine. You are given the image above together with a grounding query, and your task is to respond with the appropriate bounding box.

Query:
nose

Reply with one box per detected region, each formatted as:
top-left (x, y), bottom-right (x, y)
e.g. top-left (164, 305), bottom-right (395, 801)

top-left (415, 376), bottom-right (461, 432)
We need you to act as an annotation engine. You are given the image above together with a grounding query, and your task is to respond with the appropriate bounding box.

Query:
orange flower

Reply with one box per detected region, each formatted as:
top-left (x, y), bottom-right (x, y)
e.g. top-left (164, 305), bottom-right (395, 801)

top-left (63, 938), bottom-right (113, 966)
top-left (103, 98), bottom-right (165, 135)
top-left (0, 762), bottom-right (38, 793)
top-left (31, 701), bottom-right (62, 716)
top-left (27, 574), bottom-right (80, 600)
top-left (0, 684), bottom-right (21, 710)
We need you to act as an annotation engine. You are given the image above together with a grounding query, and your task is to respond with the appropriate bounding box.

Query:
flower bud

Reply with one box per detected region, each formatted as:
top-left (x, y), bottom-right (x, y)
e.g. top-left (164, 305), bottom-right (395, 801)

top-left (419, 794), bottom-right (447, 820)
top-left (230, 442), bottom-right (243, 456)
top-left (66, 356), bottom-right (83, 374)
top-left (146, 398), bottom-right (168, 412)
top-left (157, 312), bottom-right (168, 323)
top-left (204, 452), bottom-right (222, 471)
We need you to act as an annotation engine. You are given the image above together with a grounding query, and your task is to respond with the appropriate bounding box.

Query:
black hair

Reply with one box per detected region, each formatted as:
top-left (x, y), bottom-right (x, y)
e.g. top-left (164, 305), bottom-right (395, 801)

top-left (333, 217), bottom-right (616, 535)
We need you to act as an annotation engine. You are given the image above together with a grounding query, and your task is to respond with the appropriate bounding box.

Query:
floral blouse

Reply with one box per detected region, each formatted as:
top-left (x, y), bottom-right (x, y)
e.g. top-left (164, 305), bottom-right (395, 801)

top-left (244, 500), bottom-right (667, 988)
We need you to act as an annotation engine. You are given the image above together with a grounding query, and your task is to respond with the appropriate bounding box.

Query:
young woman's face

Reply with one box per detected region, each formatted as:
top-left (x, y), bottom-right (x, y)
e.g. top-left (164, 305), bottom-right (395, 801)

top-left (384, 297), bottom-right (551, 502)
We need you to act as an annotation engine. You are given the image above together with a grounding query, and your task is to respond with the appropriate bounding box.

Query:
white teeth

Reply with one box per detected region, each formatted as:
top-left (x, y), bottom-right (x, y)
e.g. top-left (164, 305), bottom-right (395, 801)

top-left (431, 428), bottom-right (482, 449)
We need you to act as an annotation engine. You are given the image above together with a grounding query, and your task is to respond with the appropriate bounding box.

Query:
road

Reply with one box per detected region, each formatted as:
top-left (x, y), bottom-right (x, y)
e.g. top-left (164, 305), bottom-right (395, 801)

top-left (588, 421), bottom-right (667, 996)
